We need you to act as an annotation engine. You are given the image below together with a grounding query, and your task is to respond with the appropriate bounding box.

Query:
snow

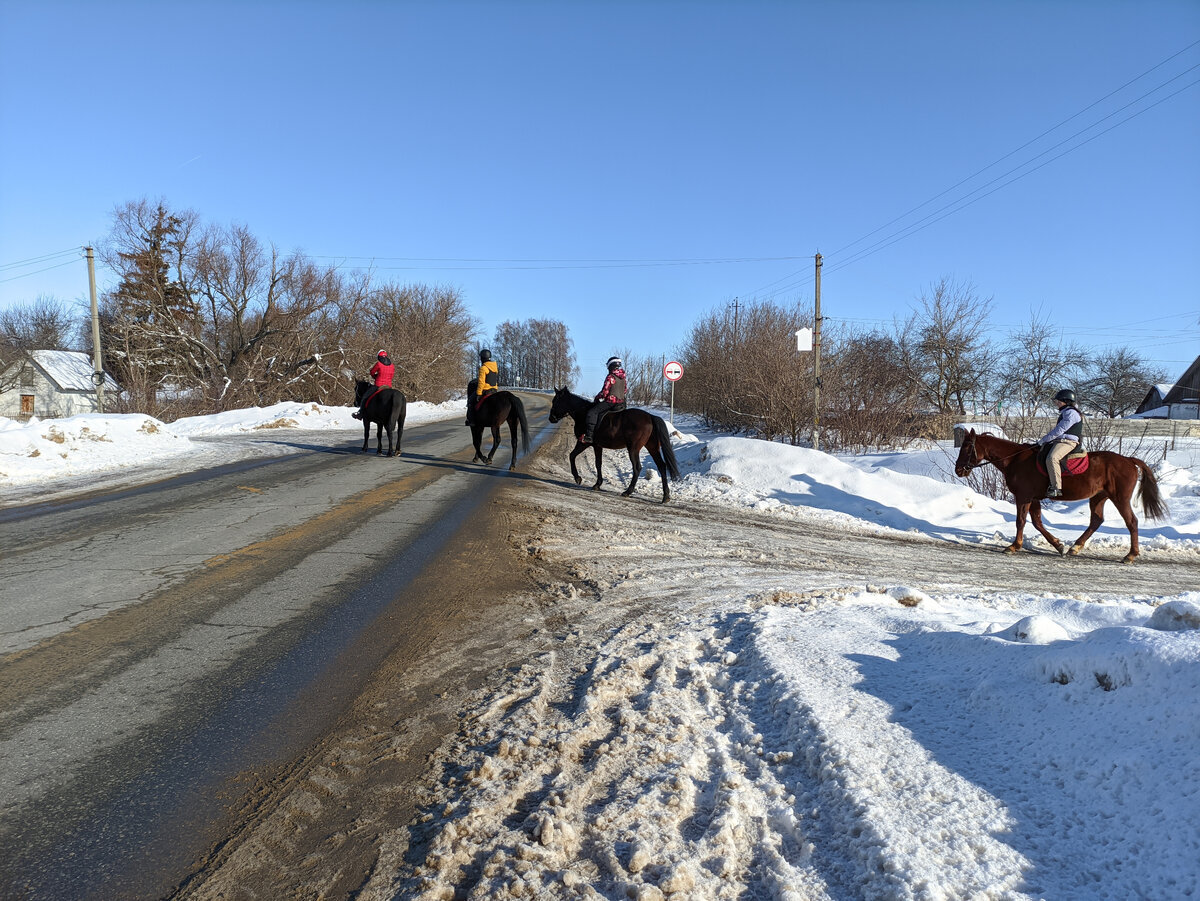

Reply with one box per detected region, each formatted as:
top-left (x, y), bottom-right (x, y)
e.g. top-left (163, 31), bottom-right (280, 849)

top-left (4, 405), bottom-right (1200, 898)
top-left (28, 349), bottom-right (120, 392)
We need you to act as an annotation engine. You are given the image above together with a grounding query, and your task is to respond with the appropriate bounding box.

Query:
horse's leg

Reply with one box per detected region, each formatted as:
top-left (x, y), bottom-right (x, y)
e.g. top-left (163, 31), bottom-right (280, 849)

top-left (471, 424), bottom-right (486, 463)
top-left (385, 421), bottom-right (397, 457)
top-left (486, 425), bottom-right (501, 464)
top-left (1006, 501), bottom-right (1031, 554)
top-left (507, 414), bottom-right (519, 470)
top-left (361, 420), bottom-right (370, 452)
top-left (568, 442), bottom-right (585, 485)
top-left (592, 445), bottom-right (604, 491)
top-left (1111, 493), bottom-right (1140, 564)
top-left (375, 421), bottom-right (386, 455)
top-left (1028, 501), bottom-right (1065, 555)
top-left (647, 445), bottom-right (671, 503)
top-left (1069, 494), bottom-right (1110, 558)
top-left (621, 443), bottom-right (642, 497)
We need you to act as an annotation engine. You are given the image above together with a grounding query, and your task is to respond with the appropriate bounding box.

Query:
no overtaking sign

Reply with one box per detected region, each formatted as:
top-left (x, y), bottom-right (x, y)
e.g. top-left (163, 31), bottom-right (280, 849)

top-left (663, 361), bottom-right (683, 381)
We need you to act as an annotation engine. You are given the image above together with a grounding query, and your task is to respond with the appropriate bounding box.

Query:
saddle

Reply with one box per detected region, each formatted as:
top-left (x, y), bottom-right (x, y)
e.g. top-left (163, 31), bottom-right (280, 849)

top-left (1036, 445), bottom-right (1089, 476)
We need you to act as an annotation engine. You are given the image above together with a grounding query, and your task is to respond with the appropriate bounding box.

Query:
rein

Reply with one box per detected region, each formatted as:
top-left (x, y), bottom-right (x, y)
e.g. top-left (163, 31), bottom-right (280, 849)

top-left (962, 437), bottom-right (1029, 472)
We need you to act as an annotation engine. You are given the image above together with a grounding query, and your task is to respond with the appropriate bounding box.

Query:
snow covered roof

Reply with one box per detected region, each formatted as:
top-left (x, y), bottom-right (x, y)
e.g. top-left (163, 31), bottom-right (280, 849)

top-left (30, 350), bottom-right (120, 392)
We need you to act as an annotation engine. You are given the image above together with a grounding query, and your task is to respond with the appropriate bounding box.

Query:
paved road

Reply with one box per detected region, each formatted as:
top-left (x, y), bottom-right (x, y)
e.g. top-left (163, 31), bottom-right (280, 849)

top-left (0, 404), bottom-right (549, 901)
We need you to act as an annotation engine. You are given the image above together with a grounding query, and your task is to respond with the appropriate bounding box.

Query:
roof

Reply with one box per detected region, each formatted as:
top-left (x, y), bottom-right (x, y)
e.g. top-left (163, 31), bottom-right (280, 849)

top-left (30, 350), bottom-right (120, 392)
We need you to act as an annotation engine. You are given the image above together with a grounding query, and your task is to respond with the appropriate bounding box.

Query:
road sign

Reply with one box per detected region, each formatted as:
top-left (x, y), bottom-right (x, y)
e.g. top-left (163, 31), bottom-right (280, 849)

top-left (663, 361), bottom-right (683, 381)
top-left (795, 328), bottom-right (813, 352)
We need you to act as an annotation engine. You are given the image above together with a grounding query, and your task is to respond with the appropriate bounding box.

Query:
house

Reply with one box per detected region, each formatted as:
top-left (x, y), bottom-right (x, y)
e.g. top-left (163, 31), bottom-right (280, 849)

top-left (0, 350), bottom-right (121, 419)
top-left (1133, 354), bottom-right (1200, 419)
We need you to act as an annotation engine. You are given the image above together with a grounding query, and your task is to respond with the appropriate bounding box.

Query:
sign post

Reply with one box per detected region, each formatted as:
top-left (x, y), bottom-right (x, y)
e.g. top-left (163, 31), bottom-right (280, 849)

top-left (663, 360), bottom-right (683, 426)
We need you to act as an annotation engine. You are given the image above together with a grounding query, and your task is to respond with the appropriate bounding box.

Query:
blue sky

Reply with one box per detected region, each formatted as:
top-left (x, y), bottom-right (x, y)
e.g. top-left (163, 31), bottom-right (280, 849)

top-left (2, 1), bottom-right (1198, 394)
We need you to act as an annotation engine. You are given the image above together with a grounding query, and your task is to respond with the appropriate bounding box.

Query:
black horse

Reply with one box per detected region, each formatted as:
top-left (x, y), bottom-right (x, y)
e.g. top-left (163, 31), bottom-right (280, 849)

top-left (468, 388), bottom-right (530, 471)
top-left (548, 387), bottom-right (680, 503)
top-left (354, 380), bottom-right (407, 457)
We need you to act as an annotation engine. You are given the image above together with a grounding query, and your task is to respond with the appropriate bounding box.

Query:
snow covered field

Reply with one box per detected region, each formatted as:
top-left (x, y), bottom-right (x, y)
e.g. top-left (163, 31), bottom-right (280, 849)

top-left (4, 404), bottom-right (1199, 899)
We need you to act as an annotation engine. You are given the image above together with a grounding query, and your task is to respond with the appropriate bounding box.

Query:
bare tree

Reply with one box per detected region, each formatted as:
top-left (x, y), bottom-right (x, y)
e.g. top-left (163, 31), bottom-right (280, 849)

top-left (490, 318), bottom-right (577, 389)
top-left (353, 282), bottom-right (478, 402)
top-left (897, 278), bottom-right (997, 415)
top-left (994, 310), bottom-right (1090, 439)
top-left (824, 330), bottom-right (923, 451)
top-left (0, 295), bottom-right (81, 394)
top-left (1080, 347), bottom-right (1167, 419)
top-left (675, 299), bottom-right (812, 443)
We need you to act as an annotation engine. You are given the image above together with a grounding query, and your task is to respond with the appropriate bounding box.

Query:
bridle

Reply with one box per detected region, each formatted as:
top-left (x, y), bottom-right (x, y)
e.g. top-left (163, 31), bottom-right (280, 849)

top-left (957, 433), bottom-right (1027, 475)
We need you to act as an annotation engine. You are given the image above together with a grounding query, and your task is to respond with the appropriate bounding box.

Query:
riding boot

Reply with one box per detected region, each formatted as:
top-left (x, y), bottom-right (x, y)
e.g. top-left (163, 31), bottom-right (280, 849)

top-left (352, 410), bottom-right (363, 420)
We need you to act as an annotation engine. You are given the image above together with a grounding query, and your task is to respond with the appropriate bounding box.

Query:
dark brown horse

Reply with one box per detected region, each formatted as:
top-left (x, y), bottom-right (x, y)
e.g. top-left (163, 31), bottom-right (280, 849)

top-left (354, 380), bottom-right (406, 457)
top-left (548, 387), bottom-right (681, 503)
top-left (469, 390), bottom-right (530, 471)
top-left (954, 429), bottom-right (1167, 563)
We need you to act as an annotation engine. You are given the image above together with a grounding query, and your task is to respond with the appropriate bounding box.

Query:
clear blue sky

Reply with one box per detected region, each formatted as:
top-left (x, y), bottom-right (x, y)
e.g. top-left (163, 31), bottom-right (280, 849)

top-left (2, 0), bottom-right (1198, 394)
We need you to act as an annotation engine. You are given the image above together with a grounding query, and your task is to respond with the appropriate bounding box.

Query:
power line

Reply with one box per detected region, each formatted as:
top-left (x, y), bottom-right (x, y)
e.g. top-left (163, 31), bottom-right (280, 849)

top-left (828, 38), bottom-right (1200, 260)
top-left (0, 248), bottom-right (80, 272)
top-left (744, 39), bottom-right (1200, 302)
top-left (0, 258), bottom-right (81, 284)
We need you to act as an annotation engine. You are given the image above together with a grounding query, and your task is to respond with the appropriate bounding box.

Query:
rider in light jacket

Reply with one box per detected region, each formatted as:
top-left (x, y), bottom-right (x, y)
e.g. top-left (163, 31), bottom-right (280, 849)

top-left (1038, 388), bottom-right (1083, 498)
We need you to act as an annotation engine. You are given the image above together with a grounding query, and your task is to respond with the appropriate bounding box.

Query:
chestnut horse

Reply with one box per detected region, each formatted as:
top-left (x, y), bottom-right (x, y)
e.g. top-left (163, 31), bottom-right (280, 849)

top-left (548, 387), bottom-right (680, 503)
top-left (954, 429), bottom-right (1167, 563)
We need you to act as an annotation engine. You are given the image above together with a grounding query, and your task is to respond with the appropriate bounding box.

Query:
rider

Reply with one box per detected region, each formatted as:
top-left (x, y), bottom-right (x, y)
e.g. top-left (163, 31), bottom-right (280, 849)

top-left (1037, 388), bottom-right (1083, 498)
top-left (352, 350), bottom-right (394, 420)
top-left (466, 348), bottom-right (500, 425)
top-left (581, 356), bottom-right (627, 444)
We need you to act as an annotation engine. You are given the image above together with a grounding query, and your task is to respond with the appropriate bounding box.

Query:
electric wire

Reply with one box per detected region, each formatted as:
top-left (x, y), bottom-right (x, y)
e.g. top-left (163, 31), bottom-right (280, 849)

top-left (0, 248), bottom-right (80, 272)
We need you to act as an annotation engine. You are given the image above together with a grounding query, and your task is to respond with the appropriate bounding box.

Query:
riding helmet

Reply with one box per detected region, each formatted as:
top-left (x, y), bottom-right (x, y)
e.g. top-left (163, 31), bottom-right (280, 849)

top-left (480, 348), bottom-right (492, 362)
top-left (377, 349), bottom-right (388, 359)
top-left (607, 356), bottom-right (623, 371)
top-left (1054, 389), bottom-right (1076, 405)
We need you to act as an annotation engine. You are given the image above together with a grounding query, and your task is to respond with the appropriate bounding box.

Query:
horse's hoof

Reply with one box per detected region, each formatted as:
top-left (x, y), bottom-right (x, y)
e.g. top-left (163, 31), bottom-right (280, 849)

top-left (1067, 545), bottom-right (1082, 557)
top-left (573, 477), bottom-right (582, 485)
top-left (1122, 554), bottom-right (1136, 565)
top-left (1003, 545), bottom-right (1019, 555)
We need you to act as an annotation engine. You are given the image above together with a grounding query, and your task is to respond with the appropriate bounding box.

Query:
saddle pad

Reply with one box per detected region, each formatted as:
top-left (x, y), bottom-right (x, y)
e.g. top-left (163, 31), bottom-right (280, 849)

top-left (1036, 453), bottom-right (1089, 476)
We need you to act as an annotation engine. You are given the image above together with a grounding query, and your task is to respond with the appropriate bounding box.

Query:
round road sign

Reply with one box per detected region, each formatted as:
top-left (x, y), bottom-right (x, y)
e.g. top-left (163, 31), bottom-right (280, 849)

top-left (663, 361), bottom-right (683, 382)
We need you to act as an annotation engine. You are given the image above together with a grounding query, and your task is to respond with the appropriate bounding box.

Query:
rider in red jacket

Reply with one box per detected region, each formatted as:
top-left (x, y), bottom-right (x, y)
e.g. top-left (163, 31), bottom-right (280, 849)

top-left (353, 350), bottom-right (394, 419)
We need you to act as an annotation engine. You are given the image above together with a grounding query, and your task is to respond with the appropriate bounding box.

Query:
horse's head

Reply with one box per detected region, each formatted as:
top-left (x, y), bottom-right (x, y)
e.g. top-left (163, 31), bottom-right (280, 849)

top-left (954, 430), bottom-right (980, 478)
top-left (354, 380), bottom-right (369, 406)
top-left (548, 386), bottom-right (572, 423)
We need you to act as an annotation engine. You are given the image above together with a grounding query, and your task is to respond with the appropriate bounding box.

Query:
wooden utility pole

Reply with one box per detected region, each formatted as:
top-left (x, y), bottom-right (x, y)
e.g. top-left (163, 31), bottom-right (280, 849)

top-left (85, 246), bottom-right (105, 413)
top-left (813, 253), bottom-right (822, 451)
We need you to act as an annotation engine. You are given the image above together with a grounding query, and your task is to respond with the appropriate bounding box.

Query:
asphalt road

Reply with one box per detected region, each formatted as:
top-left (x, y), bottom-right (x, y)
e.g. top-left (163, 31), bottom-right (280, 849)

top-left (0, 401), bottom-right (550, 901)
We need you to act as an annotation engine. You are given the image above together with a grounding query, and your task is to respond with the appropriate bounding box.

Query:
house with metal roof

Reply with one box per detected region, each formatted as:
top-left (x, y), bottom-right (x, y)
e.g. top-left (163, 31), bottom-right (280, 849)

top-left (1133, 354), bottom-right (1200, 419)
top-left (0, 350), bottom-right (120, 419)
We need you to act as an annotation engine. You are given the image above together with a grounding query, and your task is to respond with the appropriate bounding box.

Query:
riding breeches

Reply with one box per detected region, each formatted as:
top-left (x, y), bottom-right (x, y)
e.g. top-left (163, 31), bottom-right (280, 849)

top-left (1045, 439), bottom-right (1077, 492)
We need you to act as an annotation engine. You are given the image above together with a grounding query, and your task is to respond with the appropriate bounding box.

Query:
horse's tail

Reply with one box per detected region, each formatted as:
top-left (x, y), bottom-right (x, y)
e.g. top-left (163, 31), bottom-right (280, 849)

top-left (653, 415), bottom-right (681, 481)
top-left (514, 394), bottom-right (530, 453)
top-left (1134, 458), bottom-right (1168, 521)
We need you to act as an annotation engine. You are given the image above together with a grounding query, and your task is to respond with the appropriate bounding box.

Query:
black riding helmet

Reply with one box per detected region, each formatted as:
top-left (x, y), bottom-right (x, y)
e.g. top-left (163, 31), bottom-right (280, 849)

top-left (1054, 389), bottom-right (1076, 405)
top-left (480, 348), bottom-right (492, 363)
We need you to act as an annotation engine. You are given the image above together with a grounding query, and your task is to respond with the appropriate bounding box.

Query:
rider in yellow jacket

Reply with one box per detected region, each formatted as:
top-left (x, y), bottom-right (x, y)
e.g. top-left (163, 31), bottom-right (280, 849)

top-left (466, 348), bottom-right (500, 425)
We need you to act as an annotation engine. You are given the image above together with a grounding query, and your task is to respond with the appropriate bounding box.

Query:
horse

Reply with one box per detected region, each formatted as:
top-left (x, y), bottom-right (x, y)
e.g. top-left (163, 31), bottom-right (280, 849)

top-left (468, 389), bottom-right (530, 471)
top-left (954, 429), bottom-right (1167, 563)
top-left (354, 380), bottom-right (407, 457)
top-left (548, 387), bottom-right (681, 503)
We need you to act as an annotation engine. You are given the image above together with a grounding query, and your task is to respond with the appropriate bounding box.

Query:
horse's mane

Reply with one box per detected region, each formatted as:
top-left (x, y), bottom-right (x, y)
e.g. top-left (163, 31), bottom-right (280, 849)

top-left (974, 431), bottom-right (1031, 454)
top-left (558, 387), bottom-right (590, 406)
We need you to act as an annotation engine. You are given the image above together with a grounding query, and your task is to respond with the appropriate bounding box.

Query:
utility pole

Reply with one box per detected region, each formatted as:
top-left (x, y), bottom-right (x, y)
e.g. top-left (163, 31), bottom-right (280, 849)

top-left (813, 253), bottom-right (822, 451)
top-left (85, 246), bottom-right (105, 413)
